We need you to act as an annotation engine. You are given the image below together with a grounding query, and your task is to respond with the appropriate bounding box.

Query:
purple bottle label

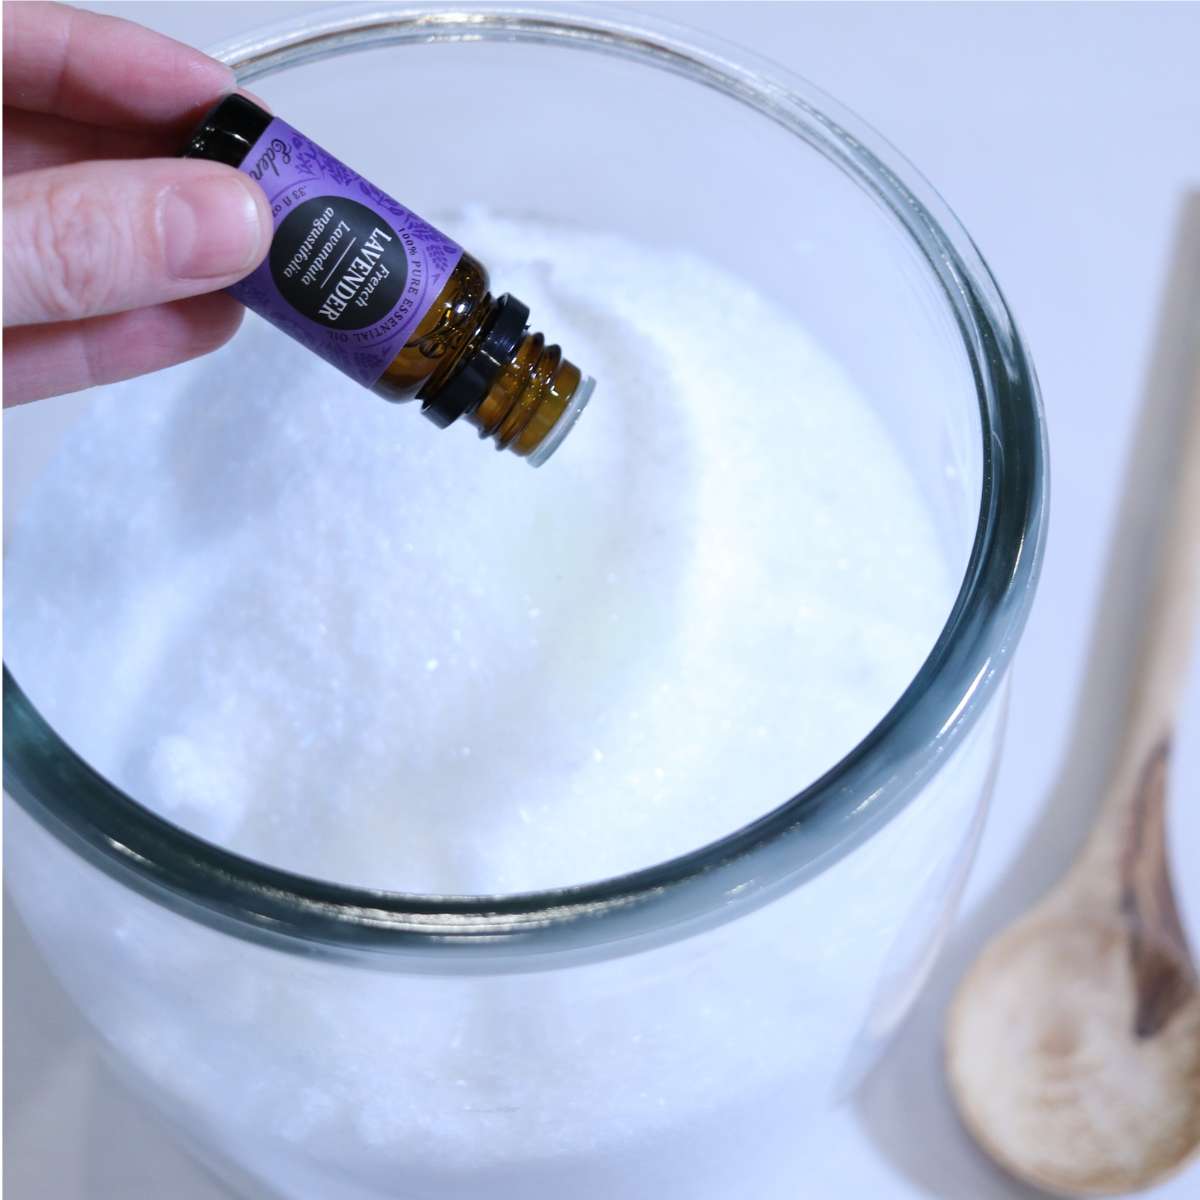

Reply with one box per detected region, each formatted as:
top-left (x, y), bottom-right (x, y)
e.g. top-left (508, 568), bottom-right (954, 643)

top-left (230, 118), bottom-right (463, 388)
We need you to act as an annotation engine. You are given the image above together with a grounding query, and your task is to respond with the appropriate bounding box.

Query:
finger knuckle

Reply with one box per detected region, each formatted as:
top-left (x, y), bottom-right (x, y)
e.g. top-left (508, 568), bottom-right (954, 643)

top-left (33, 179), bottom-right (119, 321)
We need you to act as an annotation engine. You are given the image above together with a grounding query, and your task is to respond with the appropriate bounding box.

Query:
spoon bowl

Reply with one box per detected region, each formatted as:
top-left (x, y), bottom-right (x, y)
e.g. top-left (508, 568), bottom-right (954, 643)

top-left (948, 903), bottom-right (1200, 1195)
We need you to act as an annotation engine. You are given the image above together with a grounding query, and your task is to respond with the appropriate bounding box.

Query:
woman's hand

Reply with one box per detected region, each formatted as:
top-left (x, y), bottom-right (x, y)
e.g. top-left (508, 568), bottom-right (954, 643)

top-left (3, 1), bottom-right (271, 405)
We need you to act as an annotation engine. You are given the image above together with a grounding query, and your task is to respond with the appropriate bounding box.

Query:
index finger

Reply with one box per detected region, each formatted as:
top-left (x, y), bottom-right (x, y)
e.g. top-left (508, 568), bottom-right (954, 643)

top-left (3, 2), bottom-right (235, 133)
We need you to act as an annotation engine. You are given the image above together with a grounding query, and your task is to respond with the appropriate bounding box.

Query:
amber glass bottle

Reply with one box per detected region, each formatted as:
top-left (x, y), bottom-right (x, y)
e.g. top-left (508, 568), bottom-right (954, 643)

top-left (181, 95), bottom-right (593, 466)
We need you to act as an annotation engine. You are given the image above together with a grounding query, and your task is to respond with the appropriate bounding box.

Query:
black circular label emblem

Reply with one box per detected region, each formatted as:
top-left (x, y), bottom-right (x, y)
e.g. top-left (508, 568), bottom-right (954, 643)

top-left (269, 197), bottom-right (407, 331)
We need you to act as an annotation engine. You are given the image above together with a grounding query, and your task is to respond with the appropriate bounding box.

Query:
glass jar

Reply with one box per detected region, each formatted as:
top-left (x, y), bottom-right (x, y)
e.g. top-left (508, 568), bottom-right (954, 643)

top-left (3, 5), bottom-right (1047, 1198)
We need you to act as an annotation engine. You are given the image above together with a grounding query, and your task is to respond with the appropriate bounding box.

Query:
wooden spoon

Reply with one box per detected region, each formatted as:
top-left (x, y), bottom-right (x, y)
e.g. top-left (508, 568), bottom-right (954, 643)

top-left (946, 325), bottom-right (1200, 1191)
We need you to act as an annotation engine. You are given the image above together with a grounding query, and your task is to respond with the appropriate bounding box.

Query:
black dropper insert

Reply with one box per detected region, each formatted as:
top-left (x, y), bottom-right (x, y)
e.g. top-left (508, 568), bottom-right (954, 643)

top-left (180, 94), bottom-right (271, 168)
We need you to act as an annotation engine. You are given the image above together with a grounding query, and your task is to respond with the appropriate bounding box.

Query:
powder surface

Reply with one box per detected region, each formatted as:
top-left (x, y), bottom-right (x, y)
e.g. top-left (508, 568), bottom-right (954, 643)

top-left (4, 211), bottom-right (954, 895)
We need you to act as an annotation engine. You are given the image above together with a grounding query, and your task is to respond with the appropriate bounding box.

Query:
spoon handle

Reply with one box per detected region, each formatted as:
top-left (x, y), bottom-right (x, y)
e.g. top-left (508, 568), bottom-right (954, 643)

top-left (1074, 284), bottom-right (1200, 1034)
top-left (1119, 339), bottom-right (1200, 773)
top-left (1079, 219), bottom-right (1200, 863)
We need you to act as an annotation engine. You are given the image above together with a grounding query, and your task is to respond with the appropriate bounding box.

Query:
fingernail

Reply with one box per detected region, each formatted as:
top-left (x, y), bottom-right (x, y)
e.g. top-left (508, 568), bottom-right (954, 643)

top-left (235, 87), bottom-right (273, 113)
top-left (162, 175), bottom-right (267, 280)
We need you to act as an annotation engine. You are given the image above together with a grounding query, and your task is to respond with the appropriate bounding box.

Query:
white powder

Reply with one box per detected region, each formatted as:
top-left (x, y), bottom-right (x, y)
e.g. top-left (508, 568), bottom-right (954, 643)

top-left (4, 214), bottom-right (995, 1198)
top-left (5, 211), bottom-right (952, 895)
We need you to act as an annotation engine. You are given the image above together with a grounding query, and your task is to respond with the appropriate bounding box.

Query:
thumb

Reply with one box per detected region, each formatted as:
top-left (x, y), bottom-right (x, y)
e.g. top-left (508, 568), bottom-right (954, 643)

top-left (3, 158), bottom-right (271, 327)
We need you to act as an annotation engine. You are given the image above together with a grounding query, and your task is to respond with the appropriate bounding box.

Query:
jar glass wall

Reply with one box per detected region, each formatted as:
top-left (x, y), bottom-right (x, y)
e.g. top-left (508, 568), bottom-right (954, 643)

top-left (3, 6), bottom-right (1046, 1198)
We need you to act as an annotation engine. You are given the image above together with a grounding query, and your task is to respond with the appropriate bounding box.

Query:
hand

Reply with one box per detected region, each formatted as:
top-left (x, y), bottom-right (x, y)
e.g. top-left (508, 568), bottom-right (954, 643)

top-left (3, 2), bottom-right (272, 406)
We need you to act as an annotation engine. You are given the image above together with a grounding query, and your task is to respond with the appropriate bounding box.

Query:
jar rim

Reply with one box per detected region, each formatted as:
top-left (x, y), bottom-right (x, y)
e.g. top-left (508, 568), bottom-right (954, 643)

top-left (2, 2), bottom-right (1048, 971)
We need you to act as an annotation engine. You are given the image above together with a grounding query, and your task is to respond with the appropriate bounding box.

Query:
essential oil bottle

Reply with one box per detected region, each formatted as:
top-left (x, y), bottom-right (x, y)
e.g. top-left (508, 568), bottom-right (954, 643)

top-left (181, 95), bottom-right (593, 466)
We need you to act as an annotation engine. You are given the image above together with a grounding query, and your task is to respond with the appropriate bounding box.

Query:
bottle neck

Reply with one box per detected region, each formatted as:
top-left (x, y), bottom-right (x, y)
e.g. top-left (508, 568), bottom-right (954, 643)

top-left (419, 294), bottom-right (529, 428)
top-left (466, 331), bottom-right (592, 464)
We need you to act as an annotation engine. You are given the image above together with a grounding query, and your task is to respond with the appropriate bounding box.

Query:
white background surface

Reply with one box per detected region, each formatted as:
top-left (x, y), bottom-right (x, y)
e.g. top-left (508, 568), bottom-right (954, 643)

top-left (6, 2), bottom-right (1200, 1198)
